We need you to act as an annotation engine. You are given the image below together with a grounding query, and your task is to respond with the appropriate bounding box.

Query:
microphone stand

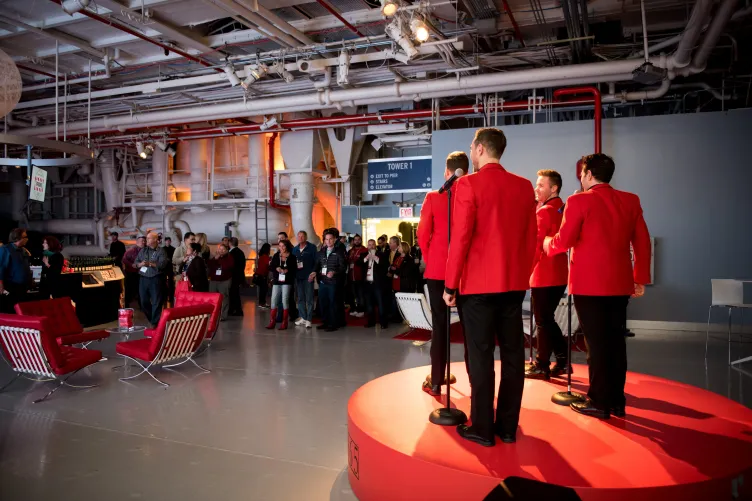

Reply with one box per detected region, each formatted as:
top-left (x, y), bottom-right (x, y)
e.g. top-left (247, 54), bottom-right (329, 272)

top-left (429, 184), bottom-right (468, 426)
top-left (552, 249), bottom-right (585, 406)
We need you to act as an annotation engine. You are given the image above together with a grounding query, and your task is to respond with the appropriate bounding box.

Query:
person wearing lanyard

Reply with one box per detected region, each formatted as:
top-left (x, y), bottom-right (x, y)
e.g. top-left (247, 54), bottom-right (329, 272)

top-left (362, 239), bottom-right (389, 328)
top-left (347, 234), bottom-right (368, 318)
top-left (386, 236), bottom-right (404, 323)
top-left (293, 231), bottom-right (317, 328)
top-left (310, 230), bottom-right (346, 332)
top-left (208, 243), bottom-right (234, 321)
top-left (135, 231), bottom-right (169, 327)
top-left (266, 239), bottom-right (297, 330)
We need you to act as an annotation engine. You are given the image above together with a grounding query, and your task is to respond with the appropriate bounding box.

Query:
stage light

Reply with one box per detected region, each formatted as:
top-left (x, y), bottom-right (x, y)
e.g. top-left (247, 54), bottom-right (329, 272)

top-left (136, 141), bottom-right (146, 159)
top-left (224, 63), bottom-right (241, 87)
top-left (380, 0), bottom-right (398, 17)
top-left (259, 116), bottom-right (278, 131)
top-left (242, 65), bottom-right (268, 89)
top-left (61, 0), bottom-right (90, 15)
top-left (410, 19), bottom-right (430, 42)
top-left (156, 140), bottom-right (177, 157)
top-left (385, 18), bottom-right (418, 61)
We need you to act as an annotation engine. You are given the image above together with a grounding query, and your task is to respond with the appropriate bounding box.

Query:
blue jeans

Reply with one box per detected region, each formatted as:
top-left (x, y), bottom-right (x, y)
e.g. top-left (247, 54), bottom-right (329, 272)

top-left (139, 275), bottom-right (165, 326)
top-left (271, 284), bottom-right (292, 310)
top-left (296, 280), bottom-right (315, 321)
top-left (318, 282), bottom-right (337, 329)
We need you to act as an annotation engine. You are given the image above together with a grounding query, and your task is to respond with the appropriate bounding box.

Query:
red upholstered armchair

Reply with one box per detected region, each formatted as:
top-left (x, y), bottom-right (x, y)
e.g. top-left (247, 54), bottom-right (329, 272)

top-left (15, 298), bottom-right (110, 347)
top-left (0, 314), bottom-right (102, 403)
top-left (116, 304), bottom-right (214, 387)
top-left (144, 291), bottom-right (222, 354)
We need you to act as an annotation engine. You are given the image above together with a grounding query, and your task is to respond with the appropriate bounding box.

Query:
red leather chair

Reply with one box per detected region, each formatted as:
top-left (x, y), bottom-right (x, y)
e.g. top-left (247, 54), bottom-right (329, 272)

top-left (144, 291), bottom-right (222, 354)
top-left (116, 304), bottom-right (213, 387)
top-left (0, 314), bottom-right (102, 403)
top-left (15, 298), bottom-right (110, 347)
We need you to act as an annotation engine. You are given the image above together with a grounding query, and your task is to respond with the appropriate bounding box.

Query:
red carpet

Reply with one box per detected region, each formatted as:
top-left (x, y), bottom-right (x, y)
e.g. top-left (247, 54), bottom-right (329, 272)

top-left (347, 362), bottom-right (752, 501)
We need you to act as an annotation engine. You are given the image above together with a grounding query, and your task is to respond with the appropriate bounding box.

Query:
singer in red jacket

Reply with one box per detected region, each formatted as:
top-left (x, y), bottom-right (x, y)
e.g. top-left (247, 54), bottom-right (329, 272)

top-left (417, 151), bottom-right (469, 396)
top-left (545, 153), bottom-right (651, 420)
top-left (525, 169), bottom-right (570, 380)
top-left (444, 128), bottom-right (537, 447)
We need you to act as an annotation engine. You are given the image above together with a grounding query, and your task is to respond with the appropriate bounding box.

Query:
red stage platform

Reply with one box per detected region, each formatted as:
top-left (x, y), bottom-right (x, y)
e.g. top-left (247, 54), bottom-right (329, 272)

top-left (347, 362), bottom-right (752, 501)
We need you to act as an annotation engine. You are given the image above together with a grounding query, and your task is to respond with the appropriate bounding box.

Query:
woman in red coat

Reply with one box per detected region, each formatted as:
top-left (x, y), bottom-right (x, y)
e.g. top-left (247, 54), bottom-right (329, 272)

top-left (254, 243), bottom-right (271, 309)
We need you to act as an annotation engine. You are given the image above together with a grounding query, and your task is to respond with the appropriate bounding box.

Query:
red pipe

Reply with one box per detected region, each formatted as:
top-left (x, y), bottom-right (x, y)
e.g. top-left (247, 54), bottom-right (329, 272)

top-left (47, 0), bottom-right (220, 72)
top-left (16, 64), bottom-right (56, 79)
top-left (553, 86), bottom-right (602, 153)
top-left (267, 133), bottom-right (286, 209)
top-left (315, 0), bottom-right (366, 37)
top-left (500, 0), bottom-right (526, 47)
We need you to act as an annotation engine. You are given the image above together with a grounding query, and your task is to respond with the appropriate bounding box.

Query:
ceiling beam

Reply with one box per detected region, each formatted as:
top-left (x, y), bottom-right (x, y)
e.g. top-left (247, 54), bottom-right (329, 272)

top-left (0, 13), bottom-right (107, 59)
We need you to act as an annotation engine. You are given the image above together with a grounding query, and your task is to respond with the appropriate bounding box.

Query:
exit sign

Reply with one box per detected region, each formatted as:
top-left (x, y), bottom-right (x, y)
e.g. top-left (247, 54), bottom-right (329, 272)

top-left (399, 207), bottom-right (413, 218)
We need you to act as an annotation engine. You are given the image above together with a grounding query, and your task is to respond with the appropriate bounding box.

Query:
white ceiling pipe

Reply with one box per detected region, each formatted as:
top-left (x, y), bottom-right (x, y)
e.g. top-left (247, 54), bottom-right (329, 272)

top-left (690, 0), bottom-right (738, 71)
top-left (672, 0), bottom-right (713, 68)
top-left (22, 59), bottom-right (658, 136)
top-left (243, 0), bottom-right (315, 45)
top-left (603, 79), bottom-right (671, 103)
top-left (209, 0), bottom-right (300, 47)
top-left (27, 218), bottom-right (97, 234)
top-left (22, 55), bottom-right (111, 92)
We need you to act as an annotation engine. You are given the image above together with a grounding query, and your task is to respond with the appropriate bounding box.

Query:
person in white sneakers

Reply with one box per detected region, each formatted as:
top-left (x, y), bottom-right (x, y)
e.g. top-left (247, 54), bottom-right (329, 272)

top-left (293, 230), bottom-right (317, 328)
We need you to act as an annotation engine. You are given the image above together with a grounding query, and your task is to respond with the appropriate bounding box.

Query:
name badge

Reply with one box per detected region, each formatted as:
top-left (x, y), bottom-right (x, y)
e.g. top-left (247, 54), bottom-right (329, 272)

top-left (140, 266), bottom-right (148, 274)
top-left (297, 261), bottom-right (303, 269)
top-left (215, 269), bottom-right (222, 276)
top-left (278, 273), bottom-right (286, 281)
top-left (394, 274), bottom-right (399, 278)
top-left (321, 267), bottom-right (327, 275)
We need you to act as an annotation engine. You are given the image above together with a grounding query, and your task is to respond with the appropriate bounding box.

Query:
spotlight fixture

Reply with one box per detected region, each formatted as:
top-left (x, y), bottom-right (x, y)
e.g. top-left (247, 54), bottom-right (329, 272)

top-left (259, 116), bottom-right (278, 131)
top-left (224, 62), bottom-right (241, 87)
top-left (136, 141), bottom-right (146, 159)
top-left (61, 0), bottom-right (90, 15)
top-left (410, 18), bottom-right (430, 43)
top-left (385, 18), bottom-right (418, 62)
top-left (156, 140), bottom-right (177, 157)
top-left (380, 0), bottom-right (398, 17)
top-left (242, 64), bottom-right (269, 89)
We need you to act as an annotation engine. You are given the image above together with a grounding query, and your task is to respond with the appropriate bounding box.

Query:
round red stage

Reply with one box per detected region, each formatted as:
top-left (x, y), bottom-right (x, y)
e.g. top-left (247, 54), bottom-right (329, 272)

top-left (347, 362), bottom-right (752, 501)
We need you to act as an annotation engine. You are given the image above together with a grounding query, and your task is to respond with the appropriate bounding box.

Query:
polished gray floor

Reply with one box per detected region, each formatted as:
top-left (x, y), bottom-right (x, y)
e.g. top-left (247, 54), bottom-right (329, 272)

top-left (0, 300), bottom-right (750, 501)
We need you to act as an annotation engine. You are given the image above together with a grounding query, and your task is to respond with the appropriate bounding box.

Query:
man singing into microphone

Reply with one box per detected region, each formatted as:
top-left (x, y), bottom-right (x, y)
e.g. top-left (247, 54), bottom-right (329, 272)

top-left (418, 151), bottom-right (469, 396)
top-left (444, 128), bottom-right (537, 446)
top-left (545, 153), bottom-right (651, 419)
top-left (525, 169), bottom-right (570, 380)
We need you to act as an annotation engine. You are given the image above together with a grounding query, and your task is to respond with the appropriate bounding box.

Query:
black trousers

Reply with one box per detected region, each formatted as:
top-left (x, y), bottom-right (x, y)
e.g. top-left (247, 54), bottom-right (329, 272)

top-left (364, 282), bottom-right (387, 327)
top-left (229, 278), bottom-right (242, 313)
top-left (573, 295), bottom-right (629, 410)
top-left (426, 279), bottom-right (469, 385)
top-left (459, 291), bottom-right (526, 440)
top-left (257, 279), bottom-right (268, 305)
top-left (531, 285), bottom-right (567, 368)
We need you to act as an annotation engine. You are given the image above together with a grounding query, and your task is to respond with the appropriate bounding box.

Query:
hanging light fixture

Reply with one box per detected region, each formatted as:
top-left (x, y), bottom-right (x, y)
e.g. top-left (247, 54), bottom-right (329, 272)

top-left (385, 18), bottom-right (418, 62)
top-left (156, 140), bottom-right (177, 157)
top-left (224, 62), bottom-right (241, 87)
top-left (61, 0), bottom-right (90, 15)
top-left (380, 0), bottom-right (398, 17)
top-left (136, 141), bottom-right (146, 159)
top-left (410, 18), bottom-right (430, 43)
top-left (242, 64), bottom-right (269, 89)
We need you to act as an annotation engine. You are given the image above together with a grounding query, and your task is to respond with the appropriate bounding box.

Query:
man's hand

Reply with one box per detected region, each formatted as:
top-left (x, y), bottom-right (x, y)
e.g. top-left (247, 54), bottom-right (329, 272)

top-left (632, 283), bottom-right (645, 298)
top-left (308, 272), bottom-right (316, 282)
top-left (543, 236), bottom-right (553, 254)
top-left (276, 267), bottom-right (283, 273)
top-left (443, 291), bottom-right (456, 307)
top-left (327, 271), bottom-right (334, 279)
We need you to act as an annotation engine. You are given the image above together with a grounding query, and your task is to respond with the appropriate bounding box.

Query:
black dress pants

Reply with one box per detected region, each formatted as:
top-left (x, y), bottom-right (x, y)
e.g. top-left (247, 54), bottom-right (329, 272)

top-left (531, 285), bottom-right (567, 368)
top-left (573, 295), bottom-right (629, 410)
top-left (426, 279), bottom-right (469, 385)
top-left (458, 290), bottom-right (526, 440)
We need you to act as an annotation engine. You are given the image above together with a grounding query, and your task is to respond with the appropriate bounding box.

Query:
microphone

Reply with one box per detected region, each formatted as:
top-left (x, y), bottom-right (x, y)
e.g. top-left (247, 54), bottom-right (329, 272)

top-left (438, 168), bottom-right (465, 194)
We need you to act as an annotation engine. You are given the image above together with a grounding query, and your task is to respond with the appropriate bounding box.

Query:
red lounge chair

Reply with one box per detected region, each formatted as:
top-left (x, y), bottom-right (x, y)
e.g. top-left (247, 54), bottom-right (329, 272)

top-left (15, 298), bottom-right (110, 347)
top-left (0, 314), bottom-right (102, 403)
top-left (144, 291), bottom-right (222, 355)
top-left (116, 304), bottom-right (214, 387)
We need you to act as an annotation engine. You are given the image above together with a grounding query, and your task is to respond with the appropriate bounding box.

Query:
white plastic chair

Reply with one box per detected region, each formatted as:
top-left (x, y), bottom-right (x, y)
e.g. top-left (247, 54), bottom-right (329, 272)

top-left (705, 279), bottom-right (752, 366)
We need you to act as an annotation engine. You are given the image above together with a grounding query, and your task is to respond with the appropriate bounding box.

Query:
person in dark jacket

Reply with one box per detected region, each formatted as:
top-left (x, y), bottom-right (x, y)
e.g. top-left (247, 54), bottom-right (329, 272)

top-left (41, 235), bottom-right (65, 299)
top-left (228, 237), bottom-right (247, 316)
top-left (182, 242), bottom-right (209, 293)
top-left (362, 239), bottom-right (390, 328)
top-left (267, 239), bottom-right (297, 330)
top-left (309, 230), bottom-right (346, 332)
top-left (109, 232), bottom-right (126, 269)
top-left (398, 242), bottom-right (418, 293)
top-left (208, 243), bottom-right (234, 321)
top-left (347, 234), bottom-right (368, 317)
top-left (385, 236), bottom-right (404, 322)
top-left (162, 237), bottom-right (176, 307)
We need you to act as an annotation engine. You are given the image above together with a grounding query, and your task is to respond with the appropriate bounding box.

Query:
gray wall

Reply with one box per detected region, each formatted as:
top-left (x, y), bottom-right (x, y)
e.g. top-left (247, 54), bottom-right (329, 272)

top-left (432, 109), bottom-right (752, 323)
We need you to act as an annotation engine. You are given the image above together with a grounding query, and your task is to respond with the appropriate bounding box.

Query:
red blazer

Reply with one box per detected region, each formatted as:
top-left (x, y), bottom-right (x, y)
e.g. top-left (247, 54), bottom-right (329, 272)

top-left (445, 163), bottom-right (537, 295)
top-left (417, 190), bottom-right (452, 281)
top-left (548, 183), bottom-right (651, 296)
top-left (347, 245), bottom-right (368, 281)
top-left (530, 197), bottom-right (569, 288)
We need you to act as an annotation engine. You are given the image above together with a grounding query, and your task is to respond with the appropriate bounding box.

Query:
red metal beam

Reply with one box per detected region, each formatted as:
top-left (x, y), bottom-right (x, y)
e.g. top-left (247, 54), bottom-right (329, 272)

top-left (315, 0), bottom-right (366, 37)
top-left (500, 0), bottom-right (525, 47)
top-left (16, 64), bottom-right (56, 79)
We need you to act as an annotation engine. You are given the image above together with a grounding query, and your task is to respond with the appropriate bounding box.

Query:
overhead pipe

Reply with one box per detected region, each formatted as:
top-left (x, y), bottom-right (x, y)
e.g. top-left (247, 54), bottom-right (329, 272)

top-left (22, 56), bottom-right (111, 92)
top-left (314, 0), bottom-right (366, 37)
top-left (47, 0), bottom-right (220, 71)
top-left (268, 133), bottom-right (286, 210)
top-left (690, 0), bottom-right (738, 71)
top-left (238, 0), bottom-right (315, 45)
top-left (210, 0), bottom-right (300, 48)
top-left (553, 86), bottom-right (601, 153)
top-left (672, 0), bottom-right (714, 68)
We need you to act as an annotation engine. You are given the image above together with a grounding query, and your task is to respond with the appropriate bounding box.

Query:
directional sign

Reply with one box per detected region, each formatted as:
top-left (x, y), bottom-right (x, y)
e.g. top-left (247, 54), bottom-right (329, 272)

top-left (367, 156), bottom-right (432, 194)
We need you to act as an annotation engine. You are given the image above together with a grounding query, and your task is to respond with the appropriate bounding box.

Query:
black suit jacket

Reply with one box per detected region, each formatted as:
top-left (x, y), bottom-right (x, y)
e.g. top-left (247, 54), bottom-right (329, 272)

top-left (229, 247), bottom-right (247, 284)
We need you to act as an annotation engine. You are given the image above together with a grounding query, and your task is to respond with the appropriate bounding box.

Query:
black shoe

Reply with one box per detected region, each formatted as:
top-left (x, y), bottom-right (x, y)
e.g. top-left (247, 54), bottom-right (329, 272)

top-left (380, 324), bottom-right (388, 329)
top-left (550, 362), bottom-right (573, 377)
top-left (524, 364), bottom-right (550, 380)
top-left (494, 428), bottom-right (517, 443)
top-left (570, 400), bottom-right (610, 419)
top-left (422, 381), bottom-right (441, 396)
top-left (610, 407), bottom-right (626, 418)
top-left (425, 374), bottom-right (457, 385)
top-left (624, 329), bottom-right (636, 338)
top-left (456, 425), bottom-right (495, 447)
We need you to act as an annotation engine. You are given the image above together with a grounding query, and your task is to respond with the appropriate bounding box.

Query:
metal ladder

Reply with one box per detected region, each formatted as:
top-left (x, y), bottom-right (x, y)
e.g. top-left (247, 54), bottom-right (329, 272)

top-left (254, 199), bottom-right (269, 249)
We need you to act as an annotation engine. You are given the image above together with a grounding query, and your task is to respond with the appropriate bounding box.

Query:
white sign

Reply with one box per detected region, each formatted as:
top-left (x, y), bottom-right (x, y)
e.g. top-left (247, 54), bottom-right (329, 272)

top-left (29, 166), bottom-right (47, 202)
top-left (399, 206), bottom-right (414, 218)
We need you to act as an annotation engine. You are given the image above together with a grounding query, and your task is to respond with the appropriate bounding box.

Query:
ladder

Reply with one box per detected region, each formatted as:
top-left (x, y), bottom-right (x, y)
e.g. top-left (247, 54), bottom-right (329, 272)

top-left (254, 199), bottom-right (269, 249)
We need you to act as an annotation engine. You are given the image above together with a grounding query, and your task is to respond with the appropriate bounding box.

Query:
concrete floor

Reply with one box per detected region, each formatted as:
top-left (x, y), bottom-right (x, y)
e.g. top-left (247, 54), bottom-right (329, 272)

top-left (0, 300), bottom-right (750, 501)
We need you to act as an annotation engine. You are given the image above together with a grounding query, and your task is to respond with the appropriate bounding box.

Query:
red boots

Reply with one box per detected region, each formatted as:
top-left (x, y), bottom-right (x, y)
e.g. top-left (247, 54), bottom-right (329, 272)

top-left (266, 309), bottom-right (277, 329)
top-left (280, 310), bottom-right (289, 330)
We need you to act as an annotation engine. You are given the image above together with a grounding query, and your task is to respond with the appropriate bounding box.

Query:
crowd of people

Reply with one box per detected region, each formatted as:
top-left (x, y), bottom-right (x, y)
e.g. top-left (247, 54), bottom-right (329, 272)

top-left (420, 127), bottom-right (651, 447)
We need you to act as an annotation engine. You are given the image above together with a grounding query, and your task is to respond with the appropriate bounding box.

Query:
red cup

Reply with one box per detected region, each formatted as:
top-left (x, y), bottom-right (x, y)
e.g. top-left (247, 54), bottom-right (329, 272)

top-left (118, 308), bottom-right (134, 330)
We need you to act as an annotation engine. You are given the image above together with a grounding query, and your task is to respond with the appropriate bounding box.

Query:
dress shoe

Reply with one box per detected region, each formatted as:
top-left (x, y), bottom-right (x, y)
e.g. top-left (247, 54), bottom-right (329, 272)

top-left (624, 329), bottom-right (636, 338)
top-left (570, 400), bottom-right (610, 419)
top-left (425, 374), bottom-right (457, 385)
top-left (610, 406), bottom-right (626, 418)
top-left (550, 363), bottom-right (573, 377)
top-left (495, 431), bottom-right (516, 444)
top-left (422, 380), bottom-right (441, 396)
top-left (456, 425), bottom-right (494, 447)
top-left (524, 364), bottom-right (550, 380)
